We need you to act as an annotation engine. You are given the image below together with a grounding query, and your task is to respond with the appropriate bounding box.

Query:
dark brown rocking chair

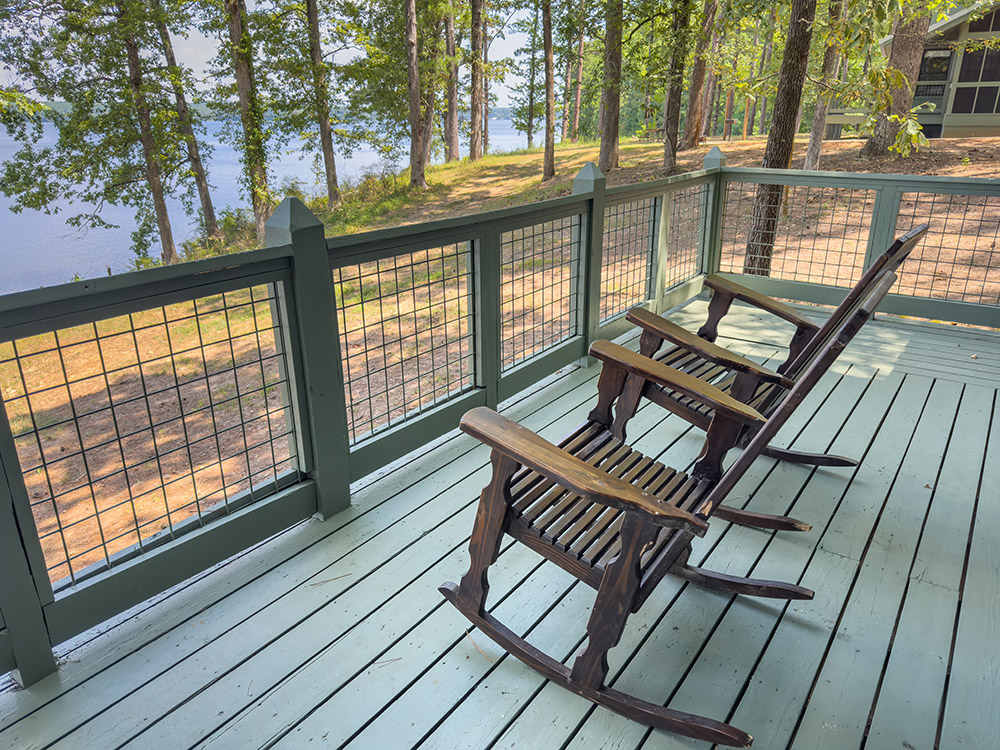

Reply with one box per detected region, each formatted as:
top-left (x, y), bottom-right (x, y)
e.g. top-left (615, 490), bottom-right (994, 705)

top-left (614, 223), bottom-right (929, 473)
top-left (440, 272), bottom-right (901, 747)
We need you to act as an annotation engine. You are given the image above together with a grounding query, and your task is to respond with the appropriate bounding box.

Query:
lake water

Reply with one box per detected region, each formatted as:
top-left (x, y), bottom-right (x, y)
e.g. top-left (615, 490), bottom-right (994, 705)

top-left (0, 120), bottom-right (528, 295)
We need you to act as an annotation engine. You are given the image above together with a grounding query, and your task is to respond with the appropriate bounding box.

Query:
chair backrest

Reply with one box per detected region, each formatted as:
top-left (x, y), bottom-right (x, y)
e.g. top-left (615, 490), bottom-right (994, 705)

top-left (698, 270), bottom-right (901, 517)
top-left (783, 223), bottom-right (929, 378)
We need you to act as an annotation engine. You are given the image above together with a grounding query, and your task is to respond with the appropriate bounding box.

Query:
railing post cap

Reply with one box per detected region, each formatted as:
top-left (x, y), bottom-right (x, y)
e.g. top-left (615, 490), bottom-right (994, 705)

top-left (703, 147), bottom-right (727, 169)
top-left (573, 162), bottom-right (606, 193)
top-left (265, 197), bottom-right (324, 246)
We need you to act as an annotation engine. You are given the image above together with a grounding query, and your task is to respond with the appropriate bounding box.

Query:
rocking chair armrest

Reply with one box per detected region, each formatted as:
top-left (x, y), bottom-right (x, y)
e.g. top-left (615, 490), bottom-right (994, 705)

top-left (589, 340), bottom-right (767, 427)
top-left (460, 407), bottom-right (709, 537)
top-left (626, 308), bottom-right (794, 388)
top-left (703, 274), bottom-right (821, 332)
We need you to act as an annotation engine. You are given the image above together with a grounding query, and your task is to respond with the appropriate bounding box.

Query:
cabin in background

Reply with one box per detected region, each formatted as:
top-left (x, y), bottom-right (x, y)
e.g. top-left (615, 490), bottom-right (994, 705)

top-left (828, 3), bottom-right (1000, 138)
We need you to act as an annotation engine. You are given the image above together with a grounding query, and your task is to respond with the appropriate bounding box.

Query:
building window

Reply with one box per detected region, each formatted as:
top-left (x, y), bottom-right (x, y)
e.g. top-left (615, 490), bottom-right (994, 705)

top-left (968, 9), bottom-right (1000, 32)
top-left (919, 49), bottom-right (951, 81)
top-left (959, 49), bottom-right (985, 82)
top-left (952, 87), bottom-right (976, 113)
top-left (975, 85), bottom-right (999, 113)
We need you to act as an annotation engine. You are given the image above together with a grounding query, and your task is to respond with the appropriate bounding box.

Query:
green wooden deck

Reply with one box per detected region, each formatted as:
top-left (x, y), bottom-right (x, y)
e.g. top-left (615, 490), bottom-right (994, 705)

top-left (0, 298), bottom-right (997, 750)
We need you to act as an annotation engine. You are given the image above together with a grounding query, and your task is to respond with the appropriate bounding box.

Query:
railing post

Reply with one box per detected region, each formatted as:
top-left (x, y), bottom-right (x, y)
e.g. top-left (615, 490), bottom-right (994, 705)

top-left (700, 147), bottom-right (727, 275)
top-left (475, 230), bottom-right (503, 408)
top-left (0, 413), bottom-right (56, 686)
top-left (649, 191), bottom-right (673, 314)
top-left (864, 185), bottom-right (903, 269)
top-left (573, 163), bottom-right (606, 355)
top-left (266, 198), bottom-right (351, 519)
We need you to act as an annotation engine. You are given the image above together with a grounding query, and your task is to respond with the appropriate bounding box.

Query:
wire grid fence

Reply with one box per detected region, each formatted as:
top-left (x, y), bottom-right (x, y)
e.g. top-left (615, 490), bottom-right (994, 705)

top-left (600, 198), bottom-right (656, 321)
top-left (894, 192), bottom-right (1000, 306)
top-left (720, 182), bottom-right (875, 286)
top-left (500, 216), bottom-right (580, 370)
top-left (0, 285), bottom-right (300, 587)
top-left (334, 244), bottom-right (476, 444)
top-left (663, 185), bottom-right (708, 288)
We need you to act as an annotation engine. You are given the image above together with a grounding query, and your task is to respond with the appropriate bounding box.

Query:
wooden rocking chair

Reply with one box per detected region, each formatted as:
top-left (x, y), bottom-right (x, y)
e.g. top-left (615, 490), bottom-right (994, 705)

top-left (614, 223), bottom-right (929, 475)
top-left (440, 272), bottom-right (901, 747)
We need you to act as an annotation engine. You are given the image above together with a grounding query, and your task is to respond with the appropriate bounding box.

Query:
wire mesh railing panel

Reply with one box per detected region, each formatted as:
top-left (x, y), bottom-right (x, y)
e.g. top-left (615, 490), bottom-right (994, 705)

top-left (500, 216), bottom-right (580, 370)
top-left (601, 199), bottom-right (655, 321)
top-left (894, 192), bottom-right (1000, 306)
top-left (720, 182), bottom-right (875, 286)
top-left (334, 244), bottom-right (475, 444)
top-left (0, 285), bottom-right (301, 587)
top-left (664, 185), bottom-right (707, 288)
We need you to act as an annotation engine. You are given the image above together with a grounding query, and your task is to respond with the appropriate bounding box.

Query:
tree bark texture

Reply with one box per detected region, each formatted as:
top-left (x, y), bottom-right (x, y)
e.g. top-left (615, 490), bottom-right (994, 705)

top-left (121, 18), bottom-right (178, 264)
top-left (484, 19), bottom-right (490, 155)
top-left (662, 0), bottom-right (691, 169)
top-left (150, 0), bottom-right (218, 238)
top-left (571, 14), bottom-right (584, 142)
top-left (305, 0), bottom-right (340, 206)
top-left (527, 0), bottom-right (539, 148)
top-left (598, 0), bottom-right (622, 171)
top-left (803, 0), bottom-right (843, 170)
top-left (225, 0), bottom-right (270, 241)
top-left (404, 0), bottom-right (426, 187)
top-left (860, 9), bottom-right (932, 158)
top-left (743, 0), bottom-right (817, 275)
top-left (561, 52), bottom-right (572, 139)
top-left (679, 0), bottom-right (717, 150)
top-left (470, 0), bottom-right (484, 161)
top-left (543, 0), bottom-right (556, 180)
top-left (445, 11), bottom-right (459, 162)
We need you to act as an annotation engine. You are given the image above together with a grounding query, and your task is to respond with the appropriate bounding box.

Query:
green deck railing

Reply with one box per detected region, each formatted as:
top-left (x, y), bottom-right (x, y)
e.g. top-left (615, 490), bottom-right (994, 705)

top-left (0, 148), bottom-right (997, 687)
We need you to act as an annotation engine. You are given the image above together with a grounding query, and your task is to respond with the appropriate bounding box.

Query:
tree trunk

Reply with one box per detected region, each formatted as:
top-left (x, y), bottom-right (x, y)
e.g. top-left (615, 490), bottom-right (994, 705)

top-left (225, 0), bottom-right (269, 242)
top-left (470, 0), bottom-right (484, 161)
top-left (404, 0), bottom-right (426, 187)
top-left (598, 0), bottom-right (622, 171)
top-left (679, 0), bottom-right (717, 150)
top-left (150, 0), bottom-right (218, 239)
top-left (803, 0), bottom-right (843, 170)
top-left (484, 19), bottom-right (490, 155)
top-left (860, 9), bottom-right (932, 158)
top-left (561, 51), bottom-right (572, 140)
top-left (121, 19), bottom-right (178, 264)
top-left (662, 0), bottom-right (691, 169)
top-left (747, 28), bottom-right (768, 137)
top-left (527, 0), bottom-right (539, 148)
top-left (421, 75), bottom-right (436, 169)
top-left (743, 0), bottom-right (817, 275)
top-left (444, 12), bottom-right (459, 161)
top-left (305, 0), bottom-right (340, 206)
top-left (543, 0), bottom-right (556, 179)
top-left (571, 23), bottom-right (584, 142)
top-left (758, 12), bottom-right (775, 135)
top-left (705, 69), bottom-right (718, 136)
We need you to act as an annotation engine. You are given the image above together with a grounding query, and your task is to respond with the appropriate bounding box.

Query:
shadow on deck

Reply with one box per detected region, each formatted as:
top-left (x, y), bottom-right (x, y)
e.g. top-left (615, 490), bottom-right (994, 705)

top-left (1, 299), bottom-right (997, 750)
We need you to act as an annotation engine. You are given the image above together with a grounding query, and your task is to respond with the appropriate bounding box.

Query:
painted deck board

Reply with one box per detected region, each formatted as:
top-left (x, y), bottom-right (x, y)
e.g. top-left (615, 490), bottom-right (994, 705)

top-left (0, 307), bottom-right (997, 750)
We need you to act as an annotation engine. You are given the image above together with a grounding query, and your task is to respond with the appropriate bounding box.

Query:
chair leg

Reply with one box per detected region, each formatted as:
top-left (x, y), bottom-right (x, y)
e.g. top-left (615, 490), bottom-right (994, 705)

top-left (670, 547), bottom-right (814, 600)
top-left (442, 451), bottom-right (519, 616)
